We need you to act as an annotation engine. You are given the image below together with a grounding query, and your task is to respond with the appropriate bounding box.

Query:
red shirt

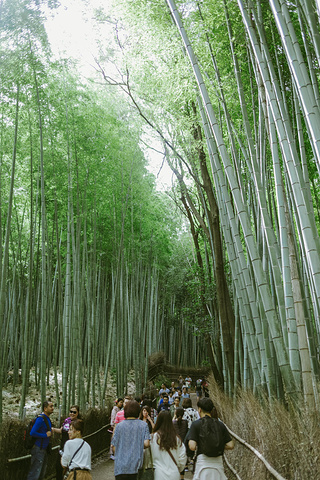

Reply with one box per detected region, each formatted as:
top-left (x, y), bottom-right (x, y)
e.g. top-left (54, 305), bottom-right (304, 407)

top-left (114, 410), bottom-right (125, 424)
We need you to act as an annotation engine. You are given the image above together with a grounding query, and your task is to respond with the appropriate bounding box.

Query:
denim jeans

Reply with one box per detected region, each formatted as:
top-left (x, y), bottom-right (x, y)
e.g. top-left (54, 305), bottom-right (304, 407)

top-left (27, 444), bottom-right (48, 480)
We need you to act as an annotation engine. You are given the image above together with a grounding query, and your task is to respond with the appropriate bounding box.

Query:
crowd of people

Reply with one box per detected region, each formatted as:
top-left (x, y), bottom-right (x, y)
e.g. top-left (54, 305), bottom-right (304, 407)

top-left (26, 400), bottom-right (92, 480)
top-left (25, 375), bottom-right (233, 480)
top-left (109, 375), bottom-right (234, 480)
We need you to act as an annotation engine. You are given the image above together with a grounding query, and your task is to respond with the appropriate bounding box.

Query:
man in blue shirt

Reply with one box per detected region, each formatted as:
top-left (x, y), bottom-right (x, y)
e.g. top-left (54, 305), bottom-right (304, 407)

top-left (158, 383), bottom-right (170, 396)
top-left (180, 387), bottom-right (190, 405)
top-left (27, 400), bottom-right (54, 480)
top-left (111, 400), bottom-right (150, 479)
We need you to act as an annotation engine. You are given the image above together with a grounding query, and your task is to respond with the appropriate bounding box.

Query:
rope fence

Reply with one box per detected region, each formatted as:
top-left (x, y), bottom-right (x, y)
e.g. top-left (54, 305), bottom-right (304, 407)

top-left (5, 385), bottom-right (287, 480)
top-left (223, 454), bottom-right (243, 480)
top-left (8, 422), bottom-right (288, 480)
top-left (226, 427), bottom-right (288, 480)
top-left (7, 423), bottom-right (111, 464)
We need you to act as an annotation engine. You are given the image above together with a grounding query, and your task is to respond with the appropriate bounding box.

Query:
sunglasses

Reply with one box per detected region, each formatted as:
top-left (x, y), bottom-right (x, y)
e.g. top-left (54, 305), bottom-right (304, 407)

top-left (70, 410), bottom-right (77, 414)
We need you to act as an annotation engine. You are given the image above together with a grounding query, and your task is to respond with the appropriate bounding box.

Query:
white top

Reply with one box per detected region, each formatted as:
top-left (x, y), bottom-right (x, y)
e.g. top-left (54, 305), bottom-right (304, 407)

top-left (183, 407), bottom-right (200, 428)
top-left (151, 433), bottom-right (187, 480)
top-left (61, 438), bottom-right (92, 470)
top-left (193, 454), bottom-right (227, 480)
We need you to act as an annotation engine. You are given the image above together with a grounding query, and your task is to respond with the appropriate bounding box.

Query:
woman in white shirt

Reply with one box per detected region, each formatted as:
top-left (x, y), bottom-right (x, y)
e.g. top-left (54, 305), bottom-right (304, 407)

top-left (61, 419), bottom-right (92, 480)
top-left (151, 411), bottom-right (187, 480)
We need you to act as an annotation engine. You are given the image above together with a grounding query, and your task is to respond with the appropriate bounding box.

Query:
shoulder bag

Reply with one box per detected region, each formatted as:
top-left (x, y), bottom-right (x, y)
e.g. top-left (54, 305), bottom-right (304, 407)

top-left (63, 440), bottom-right (85, 479)
top-left (168, 449), bottom-right (181, 473)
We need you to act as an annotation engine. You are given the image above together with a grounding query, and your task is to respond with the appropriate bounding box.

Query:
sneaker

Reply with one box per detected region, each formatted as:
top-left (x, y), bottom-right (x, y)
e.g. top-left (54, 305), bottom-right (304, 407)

top-left (110, 455), bottom-right (115, 460)
top-left (184, 467), bottom-right (188, 472)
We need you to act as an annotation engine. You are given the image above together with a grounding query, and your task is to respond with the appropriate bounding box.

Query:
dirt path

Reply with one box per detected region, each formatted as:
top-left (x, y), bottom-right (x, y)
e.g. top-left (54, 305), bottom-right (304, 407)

top-left (92, 456), bottom-right (194, 480)
top-left (190, 392), bottom-right (198, 408)
top-left (91, 455), bottom-right (114, 479)
top-left (91, 393), bottom-right (198, 479)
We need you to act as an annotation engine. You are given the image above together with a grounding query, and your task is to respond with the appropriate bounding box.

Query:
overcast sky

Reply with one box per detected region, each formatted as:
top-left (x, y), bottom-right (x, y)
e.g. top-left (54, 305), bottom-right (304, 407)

top-left (44, 0), bottom-right (320, 194)
top-left (45, 0), bottom-right (103, 68)
top-left (44, 0), bottom-right (173, 190)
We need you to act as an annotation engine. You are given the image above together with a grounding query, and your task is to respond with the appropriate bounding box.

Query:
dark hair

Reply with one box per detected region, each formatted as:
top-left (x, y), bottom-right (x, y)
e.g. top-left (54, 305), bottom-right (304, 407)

top-left (197, 397), bottom-right (214, 413)
top-left (182, 398), bottom-right (192, 408)
top-left (153, 411), bottom-right (179, 450)
top-left (139, 405), bottom-right (151, 420)
top-left (42, 400), bottom-right (52, 411)
top-left (175, 407), bottom-right (184, 425)
top-left (124, 400), bottom-right (140, 419)
top-left (142, 398), bottom-right (152, 407)
top-left (140, 405), bottom-right (153, 433)
top-left (71, 419), bottom-right (84, 435)
top-left (211, 406), bottom-right (218, 419)
top-left (70, 405), bottom-right (81, 419)
top-left (143, 397), bottom-right (157, 409)
top-left (116, 398), bottom-right (124, 404)
top-left (162, 394), bottom-right (169, 400)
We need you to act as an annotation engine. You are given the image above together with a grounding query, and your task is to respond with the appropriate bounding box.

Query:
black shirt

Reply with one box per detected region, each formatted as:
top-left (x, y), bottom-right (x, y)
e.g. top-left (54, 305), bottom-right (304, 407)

top-left (157, 403), bottom-right (170, 414)
top-left (173, 418), bottom-right (189, 442)
top-left (187, 417), bottom-right (232, 456)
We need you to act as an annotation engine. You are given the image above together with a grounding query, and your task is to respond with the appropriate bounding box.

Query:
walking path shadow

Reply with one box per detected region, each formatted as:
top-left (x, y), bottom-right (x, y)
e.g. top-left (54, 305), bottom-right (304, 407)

top-left (92, 457), bottom-right (194, 480)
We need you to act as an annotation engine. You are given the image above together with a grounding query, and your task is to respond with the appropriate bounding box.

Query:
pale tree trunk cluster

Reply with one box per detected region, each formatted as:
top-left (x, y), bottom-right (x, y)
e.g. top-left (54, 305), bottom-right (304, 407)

top-left (162, 0), bottom-right (320, 406)
top-left (0, 0), bottom-right (207, 424)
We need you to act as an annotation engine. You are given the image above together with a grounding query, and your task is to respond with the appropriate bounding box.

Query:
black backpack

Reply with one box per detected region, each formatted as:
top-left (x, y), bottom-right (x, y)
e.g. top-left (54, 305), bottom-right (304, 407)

top-left (24, 414), bottom-right (50, 450)
top-left (198, 416), bottom-right (225, 457)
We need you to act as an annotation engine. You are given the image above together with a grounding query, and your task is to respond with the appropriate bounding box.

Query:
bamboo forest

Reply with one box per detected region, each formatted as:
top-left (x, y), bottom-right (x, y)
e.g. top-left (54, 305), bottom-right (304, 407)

top-left (2, 0), bottom-right (320, 429)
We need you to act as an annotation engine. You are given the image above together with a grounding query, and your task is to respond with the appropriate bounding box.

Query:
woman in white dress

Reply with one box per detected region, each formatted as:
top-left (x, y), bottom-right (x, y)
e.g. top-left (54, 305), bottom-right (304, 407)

top-left (151, 411), bottom-right (187, 480)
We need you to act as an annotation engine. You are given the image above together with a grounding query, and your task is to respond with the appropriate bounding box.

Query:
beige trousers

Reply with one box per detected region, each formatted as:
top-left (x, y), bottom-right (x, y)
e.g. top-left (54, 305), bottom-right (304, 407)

top-left (66, 470), bottom-right (92, 480)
